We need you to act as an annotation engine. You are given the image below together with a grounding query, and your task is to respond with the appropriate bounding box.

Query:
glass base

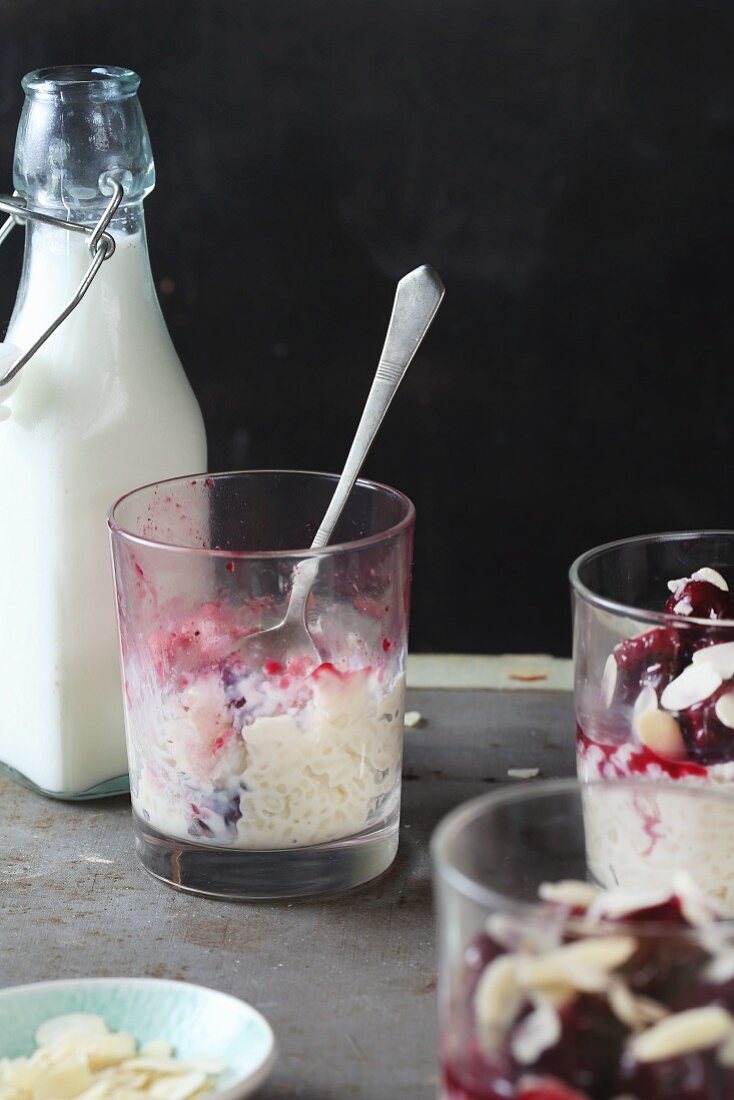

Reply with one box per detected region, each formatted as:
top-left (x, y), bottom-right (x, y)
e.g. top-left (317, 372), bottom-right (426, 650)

top-left (133, 810), bottom-right (400, 899)
top-left (0, 760), bottom-right (129, 801)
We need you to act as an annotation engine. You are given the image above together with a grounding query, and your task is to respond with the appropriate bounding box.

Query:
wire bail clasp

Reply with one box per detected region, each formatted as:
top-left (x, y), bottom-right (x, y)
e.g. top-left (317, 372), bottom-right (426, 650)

top-left (0, 178), bottom-right (123, 388)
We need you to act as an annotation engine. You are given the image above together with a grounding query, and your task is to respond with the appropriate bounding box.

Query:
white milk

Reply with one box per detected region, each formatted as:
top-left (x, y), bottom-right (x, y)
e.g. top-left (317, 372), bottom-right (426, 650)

top-left (0, 221), bottom-right (207, 795)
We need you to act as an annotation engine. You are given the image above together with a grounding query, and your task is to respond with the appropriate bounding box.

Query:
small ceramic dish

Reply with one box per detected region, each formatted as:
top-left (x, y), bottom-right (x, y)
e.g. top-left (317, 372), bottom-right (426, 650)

top-left (0, 977), bottom-right (276, 1099)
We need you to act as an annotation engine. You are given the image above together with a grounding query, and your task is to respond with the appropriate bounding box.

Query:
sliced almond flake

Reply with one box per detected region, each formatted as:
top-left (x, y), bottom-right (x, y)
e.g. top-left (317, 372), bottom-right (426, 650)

top-left (81, 1034), bottom-right (137, 1071)
top-left (91, 1075), bottom-right (148, 1097)
top-left (674, 870), bottom-right (723, 927)
top-left (73, 1081), bottom-right (113, 1100)
top-left (510, 1003), bottom-right (561, 1065)
top-left (559, 962), bottom-right (611, 994)
top-left (102, 1071), bottom-right (150, 1086)
top-left (148, 1070), bottom-right (207, 1100)
top-left (632, 684), bottom-right (658, 720)
top-left (629, 1006), bottom-right (734, 1062)
top-left (36, 1016), bottom-right (109, 1049)
top-left (692, 567), bottom-right (729, 591)
top-left (716, 691), bottom-right (734, 730)
top-left (0, 1072), bottom-right (36, 1094)
top-left (538, 880), bottom-right (600, 909)
top-left (634, 709), bottom-right (686, 760)
top-left (607, 980), bottom-right (643, 1030)
top-left (660, 663), bottom-right (722, 711)
top-left (587, 885), bottom-right (673, 922)
top-left (122, 1059), bottom-right (190, 1075)
top-left (473, 955), bottom-right (525, 1053)
top-left (139, 1042), bottom-right (173, 1060)
top-left (507, 768), bottom-right (539, 780)
top-left (182, 1060), bottom-right (226, 1076)
top-left (607, 980), bottom-right (668, 1031)
top-left (124, 1057), bottom-right (224, 1076)
top-left (693, 641), bottom-right (734, 680)
top-left (601, 654), bottom-right (618, 708)
top-left (528, 983), bottom-right (576, 1008)
top-left (3, 1057), bottom-right (50, 1089)
top-left (518, 936), bottom-right (637, 992)
top-left (32, 1053), bottom-right (94, 1100)
top-left (704, 950), bottom-right (734, 985)
top-left (403, 711), bottom-right (423, 729)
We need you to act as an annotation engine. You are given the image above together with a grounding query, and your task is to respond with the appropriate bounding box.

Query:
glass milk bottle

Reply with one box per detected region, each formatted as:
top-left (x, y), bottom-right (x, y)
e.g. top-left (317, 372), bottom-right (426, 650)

top-left (0, 66), bottom-right (207, 798)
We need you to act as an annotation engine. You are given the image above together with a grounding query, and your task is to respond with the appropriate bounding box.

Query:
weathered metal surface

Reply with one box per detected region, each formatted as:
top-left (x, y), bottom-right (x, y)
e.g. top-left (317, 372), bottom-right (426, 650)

top-left (0, 685), bottom-right (575, 1099)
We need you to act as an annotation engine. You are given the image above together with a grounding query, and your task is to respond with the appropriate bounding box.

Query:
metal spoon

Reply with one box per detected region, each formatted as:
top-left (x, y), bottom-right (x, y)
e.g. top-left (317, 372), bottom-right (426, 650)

top-left (238, 263), bottom-right (445, 667)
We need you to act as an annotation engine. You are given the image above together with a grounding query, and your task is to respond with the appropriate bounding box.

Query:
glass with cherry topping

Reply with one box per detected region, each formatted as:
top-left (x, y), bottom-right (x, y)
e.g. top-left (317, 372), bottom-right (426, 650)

top-left (432, 778), bottom-right (734, 1100)
top-left (109, 470), bottom-right (414, 898)
top-left (571, 531), bottom-right (734, 787)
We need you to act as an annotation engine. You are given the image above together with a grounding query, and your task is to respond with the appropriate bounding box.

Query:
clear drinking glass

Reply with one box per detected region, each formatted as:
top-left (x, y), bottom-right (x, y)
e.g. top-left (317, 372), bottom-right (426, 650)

top-left (108, 470), bottom-right (414, 899)
top-left (570, 533), bottom-right (734, 825)
top-left (432, 778), bottom-right (734, 1100)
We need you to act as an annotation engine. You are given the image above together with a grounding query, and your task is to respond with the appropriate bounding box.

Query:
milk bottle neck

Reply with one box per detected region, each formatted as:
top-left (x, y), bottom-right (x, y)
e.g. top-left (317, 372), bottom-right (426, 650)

top-left (14, 65), bottom-right (155, 219)
top-left (9, 65), bottom-right (164, 343)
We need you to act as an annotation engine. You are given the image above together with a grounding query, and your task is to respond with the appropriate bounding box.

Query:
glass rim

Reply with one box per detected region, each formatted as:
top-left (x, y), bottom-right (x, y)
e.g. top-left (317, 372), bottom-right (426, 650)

top-left (569, 529), bottom-right (734, 628)
top-left (22, 66), bottom-right (140, 97)
top-left (108, 469), bottom-right (416, 560)
top-left (430, 776), bottom-right (734, 936)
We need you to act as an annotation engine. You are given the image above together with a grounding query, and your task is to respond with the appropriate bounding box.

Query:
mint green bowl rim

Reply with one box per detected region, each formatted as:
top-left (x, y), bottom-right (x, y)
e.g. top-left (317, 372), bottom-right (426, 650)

top-left (0, 977), bottom-right (278, 1100)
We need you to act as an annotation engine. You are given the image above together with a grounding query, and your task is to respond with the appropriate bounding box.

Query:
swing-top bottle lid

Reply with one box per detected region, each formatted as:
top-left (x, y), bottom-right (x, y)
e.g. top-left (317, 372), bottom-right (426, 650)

top-left (13, 65), bottom-right (155, 216)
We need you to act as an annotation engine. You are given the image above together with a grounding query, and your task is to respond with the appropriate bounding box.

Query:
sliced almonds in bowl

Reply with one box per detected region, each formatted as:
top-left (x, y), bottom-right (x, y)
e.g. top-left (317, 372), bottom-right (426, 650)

top-left (0, 1012), bottom-right (225, 1100)
top-left (0, 979), bottom-right (276, 1100)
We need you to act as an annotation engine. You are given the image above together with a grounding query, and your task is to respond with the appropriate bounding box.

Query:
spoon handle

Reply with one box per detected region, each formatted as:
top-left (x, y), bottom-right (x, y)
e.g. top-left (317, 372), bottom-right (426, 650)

top-left (310, 264), bottom-right (445, 550)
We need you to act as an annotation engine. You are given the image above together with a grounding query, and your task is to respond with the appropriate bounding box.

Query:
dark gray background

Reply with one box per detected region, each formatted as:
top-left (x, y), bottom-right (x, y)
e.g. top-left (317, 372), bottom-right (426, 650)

top-left (1, 0), bottom-right (732, 654)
